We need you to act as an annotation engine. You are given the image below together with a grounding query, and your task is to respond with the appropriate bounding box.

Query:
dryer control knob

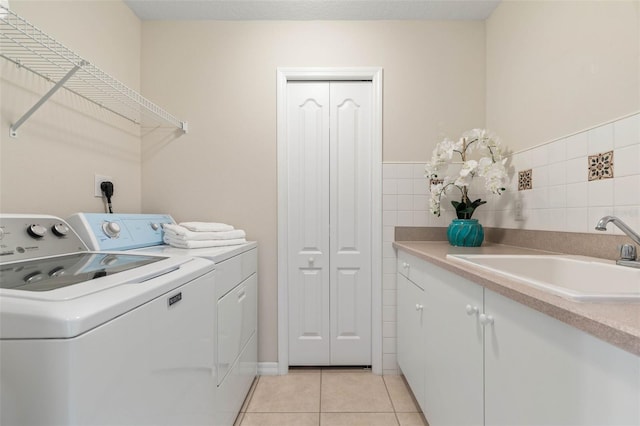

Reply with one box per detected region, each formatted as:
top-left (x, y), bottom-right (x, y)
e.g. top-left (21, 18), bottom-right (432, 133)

top-left (151, 223), bottom-right (160, 231)
top-left (27, 224), bottom-right (47, 238)
top-left (102, 221), bottom-right (121, 238)
top-left (51, 223), bottom-right (69, 237)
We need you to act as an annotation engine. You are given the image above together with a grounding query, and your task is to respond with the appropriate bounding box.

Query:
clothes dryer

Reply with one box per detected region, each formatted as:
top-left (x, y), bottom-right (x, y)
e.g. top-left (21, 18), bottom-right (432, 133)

top-left (67, 212), bottom-right (258, 426)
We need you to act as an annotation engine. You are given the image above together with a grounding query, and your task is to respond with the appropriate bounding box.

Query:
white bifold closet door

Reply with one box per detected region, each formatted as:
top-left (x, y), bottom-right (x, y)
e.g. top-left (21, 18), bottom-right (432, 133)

top-left (287, 81), bottom-right (372, 366)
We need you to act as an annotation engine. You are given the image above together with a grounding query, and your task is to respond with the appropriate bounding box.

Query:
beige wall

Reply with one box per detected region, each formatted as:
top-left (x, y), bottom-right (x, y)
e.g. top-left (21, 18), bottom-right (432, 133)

top-left (140, 20), bottom-right (486, 362)
top-left (0, 1), bottom-right (142, 216)
top-left (486, 0), bottom-right (640, 152)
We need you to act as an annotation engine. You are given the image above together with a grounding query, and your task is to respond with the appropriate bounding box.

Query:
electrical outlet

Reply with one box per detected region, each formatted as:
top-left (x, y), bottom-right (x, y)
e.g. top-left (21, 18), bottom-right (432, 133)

top-left (514, 199), bottom-right (524, 221)
top-left (95, 174), bottom-right (112, 197)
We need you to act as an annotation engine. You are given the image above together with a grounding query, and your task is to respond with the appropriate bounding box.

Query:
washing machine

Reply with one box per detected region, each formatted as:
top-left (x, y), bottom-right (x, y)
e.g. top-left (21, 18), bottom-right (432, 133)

top-left (0, 214), bottom-right (218, 426)
top-left (67, 213), bottom-right (258, 426)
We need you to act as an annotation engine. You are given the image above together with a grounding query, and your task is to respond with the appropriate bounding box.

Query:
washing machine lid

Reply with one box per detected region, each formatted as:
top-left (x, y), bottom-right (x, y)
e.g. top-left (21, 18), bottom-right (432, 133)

top-left (0, 254), bottom-right (214, 339)
top-left (0, 252), bottom-right (166, 292)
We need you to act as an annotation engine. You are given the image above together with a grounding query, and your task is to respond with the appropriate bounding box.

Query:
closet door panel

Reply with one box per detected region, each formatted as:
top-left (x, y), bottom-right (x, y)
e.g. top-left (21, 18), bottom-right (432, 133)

top-left (287, 82), bottom-right (331, 365)
top-left (329, 82), bottom-right (372, 365)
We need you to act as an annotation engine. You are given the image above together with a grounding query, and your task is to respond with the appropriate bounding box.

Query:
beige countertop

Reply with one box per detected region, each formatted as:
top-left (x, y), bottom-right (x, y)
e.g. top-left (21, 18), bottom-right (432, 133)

top-left (393, 241), bottom-right (640, 356)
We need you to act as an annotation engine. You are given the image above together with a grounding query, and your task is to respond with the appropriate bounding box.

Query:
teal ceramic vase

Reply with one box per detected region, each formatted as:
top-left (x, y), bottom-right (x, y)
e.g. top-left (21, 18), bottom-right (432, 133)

top-left (447, 219), bottom-right (484, 247)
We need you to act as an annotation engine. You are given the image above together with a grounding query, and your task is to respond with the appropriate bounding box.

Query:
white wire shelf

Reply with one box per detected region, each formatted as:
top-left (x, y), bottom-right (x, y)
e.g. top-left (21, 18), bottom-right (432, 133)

top-left (0, 5), bottom-right (188, 137)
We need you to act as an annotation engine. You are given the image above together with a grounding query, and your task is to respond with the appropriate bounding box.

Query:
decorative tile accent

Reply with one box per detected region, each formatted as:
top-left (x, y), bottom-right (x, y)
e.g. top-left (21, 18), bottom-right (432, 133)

top-left (429, 178), bottom-right (444, 187)
top-left (518, 169), bottom-right (532, 190)
top-left (588, 150), bottom-right (614, 181)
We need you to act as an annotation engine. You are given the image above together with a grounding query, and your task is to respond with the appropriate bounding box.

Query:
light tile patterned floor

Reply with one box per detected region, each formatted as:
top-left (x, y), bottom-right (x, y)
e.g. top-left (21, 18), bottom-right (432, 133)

top-left (234, 368), bottom-right (428, 426)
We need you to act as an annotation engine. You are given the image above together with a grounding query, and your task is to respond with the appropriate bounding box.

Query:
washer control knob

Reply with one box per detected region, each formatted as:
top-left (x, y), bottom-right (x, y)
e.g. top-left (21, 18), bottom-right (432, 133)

top-left (151, 223), bottom-right (160, 231)
top-left (102, 221), bottom-right (121, 238)
top-left (100, 254), bottom-right (119, 266)
top-left (51, 223), bottom-right (70, 237)
top-left (48, 266), bottom-right (65, 277)
top-left (24, 271), bottom-right (44, 284)
top-left (27, 224), bottom-right (47, 239)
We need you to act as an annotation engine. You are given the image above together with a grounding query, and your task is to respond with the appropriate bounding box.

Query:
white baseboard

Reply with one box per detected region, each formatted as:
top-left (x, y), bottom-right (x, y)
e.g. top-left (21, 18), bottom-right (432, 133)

top-left (258, 362), bottom-right (279, 375)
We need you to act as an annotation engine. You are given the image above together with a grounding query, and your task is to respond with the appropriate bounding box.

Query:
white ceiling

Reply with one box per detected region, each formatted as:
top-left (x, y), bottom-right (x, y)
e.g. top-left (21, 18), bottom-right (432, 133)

top-left (124, 0), bottom-right (501, 21)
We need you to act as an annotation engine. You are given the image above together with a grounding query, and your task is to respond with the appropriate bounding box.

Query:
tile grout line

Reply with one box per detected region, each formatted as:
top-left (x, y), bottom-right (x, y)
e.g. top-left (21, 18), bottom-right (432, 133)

top-left (318, 368), bottom-right (323, 425)
top-left (318, 368), bottom-right (324, 426)
top-left (237, 376), bottom-right (257, 425)
top-left (381, 375), bottom-right (402, 426)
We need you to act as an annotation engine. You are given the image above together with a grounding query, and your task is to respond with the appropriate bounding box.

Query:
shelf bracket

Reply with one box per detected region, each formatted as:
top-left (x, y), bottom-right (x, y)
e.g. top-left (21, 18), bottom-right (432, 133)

top-left (10, 63), bottom-right (83, 138)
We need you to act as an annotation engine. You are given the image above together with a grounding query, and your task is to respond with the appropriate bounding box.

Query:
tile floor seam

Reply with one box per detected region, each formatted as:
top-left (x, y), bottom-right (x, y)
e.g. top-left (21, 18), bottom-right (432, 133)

top-left (319, 367), bottom-right (324, 414)
top-left (382, 375), bottom-right (402, 426)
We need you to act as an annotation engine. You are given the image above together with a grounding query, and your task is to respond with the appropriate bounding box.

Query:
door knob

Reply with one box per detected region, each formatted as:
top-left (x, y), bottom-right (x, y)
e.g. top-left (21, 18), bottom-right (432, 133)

top-left (308, 257), bottom-right (315, 264)
top-left (415, 304), bottom-right (424, 311)
top-left (465, 304), bottom-right (479, 315)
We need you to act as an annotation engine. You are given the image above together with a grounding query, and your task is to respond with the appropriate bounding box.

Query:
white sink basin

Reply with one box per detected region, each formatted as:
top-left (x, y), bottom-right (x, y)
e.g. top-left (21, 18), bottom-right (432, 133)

top-left (446, 254), bottom-right (640, 302)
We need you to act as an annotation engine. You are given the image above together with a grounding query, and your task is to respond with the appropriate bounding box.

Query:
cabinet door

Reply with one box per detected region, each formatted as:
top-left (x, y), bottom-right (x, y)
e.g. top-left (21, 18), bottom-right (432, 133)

top-left (422, 263), bottom-right (484, 426)
top-left (484, 289), bottom-right (640, 426)
top-left (397, 273), bottom-right (425, 407)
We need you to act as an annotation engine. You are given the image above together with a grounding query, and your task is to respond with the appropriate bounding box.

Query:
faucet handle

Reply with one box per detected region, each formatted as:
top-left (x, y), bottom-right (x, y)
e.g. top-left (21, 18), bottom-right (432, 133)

top-left (620, 244), bottom-right (637, 261)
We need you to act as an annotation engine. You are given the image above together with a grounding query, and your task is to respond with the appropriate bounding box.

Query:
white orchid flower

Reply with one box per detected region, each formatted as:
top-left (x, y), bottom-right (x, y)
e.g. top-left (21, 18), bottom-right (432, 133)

top-left (426, 129), bottom-right (507, 219)
top-left (459, 160), bottom-right (478, 177)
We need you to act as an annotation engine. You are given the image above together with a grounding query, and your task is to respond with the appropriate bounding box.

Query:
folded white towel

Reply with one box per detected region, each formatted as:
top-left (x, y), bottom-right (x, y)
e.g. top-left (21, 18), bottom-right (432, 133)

top-left (179, 221), bottom-right (234, 232)
top-left (163, 235), bottom-right (246, 249)
top-left (164, 224), bottom-right (246, 241)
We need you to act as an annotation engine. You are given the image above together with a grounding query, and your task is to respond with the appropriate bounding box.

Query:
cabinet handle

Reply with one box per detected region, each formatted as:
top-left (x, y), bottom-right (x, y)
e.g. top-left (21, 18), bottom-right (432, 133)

top-left (479, 313), bottom-right (494, 325)
top-left (415, 304), bottom-right (424, 311)
top-left (308, 257), bottom-right (315, 264)
top-left (403, 262), bottom-right (409, 269)
top-left (465, 304), bottom-right (479, 315)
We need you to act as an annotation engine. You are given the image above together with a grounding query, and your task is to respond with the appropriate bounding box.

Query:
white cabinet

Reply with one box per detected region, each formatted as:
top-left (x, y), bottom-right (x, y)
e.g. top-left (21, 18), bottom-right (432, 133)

top-left (397, 273), bottom-right (425, 408)
top-left (215, 247), bottom-right (258, 426)
top-left (484, 289), bottom-right (640, 426)
top-left (396, 248), bottom-right (640, 426)
top-left (421, 261), bottom-right (483, 426)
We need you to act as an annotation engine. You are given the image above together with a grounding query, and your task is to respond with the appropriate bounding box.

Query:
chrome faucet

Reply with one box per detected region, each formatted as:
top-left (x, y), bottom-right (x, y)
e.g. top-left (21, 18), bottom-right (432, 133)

top-left (595, 216), bottom-right (640, 268)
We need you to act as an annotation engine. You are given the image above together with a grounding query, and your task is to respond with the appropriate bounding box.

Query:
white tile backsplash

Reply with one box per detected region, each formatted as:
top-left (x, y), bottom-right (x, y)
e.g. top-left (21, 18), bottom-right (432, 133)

top-left (382, 178), bottom-right (397, 195)
top-left (396, 179), bottom-right (414, 195)
top-left (614, 175), bottom-right (640, 206)
top-left (531, 144), bottom-right (549, 168)
top-left (615, 144), bottom-right (640, 177)
top-left (565, 157), bottom-right (587, 184)
top-left (614, 114), bottom-right (640, 148)
top-left (565, 132), bottom-right (589, 159)
top-left (381, 112), bottom-right (640, 373)
top-left (533, 165), bottom-right (549, 188)
top-left (547, 162), bottom-right (566, 185)
top-left (588, 123), bottom-right (614, 154)
top-left (397, 195), bottom-right (413, 211)
top-left (587, 179), bottom-right (614, 207)
top-left (382, 194), bottom-right (397, 211)
top-left (547, 139), bottom-right (566, 164)
top-left (383, 321), bottom-right (397, 338)
top-left (565, 182), bottom-right (588, 208)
